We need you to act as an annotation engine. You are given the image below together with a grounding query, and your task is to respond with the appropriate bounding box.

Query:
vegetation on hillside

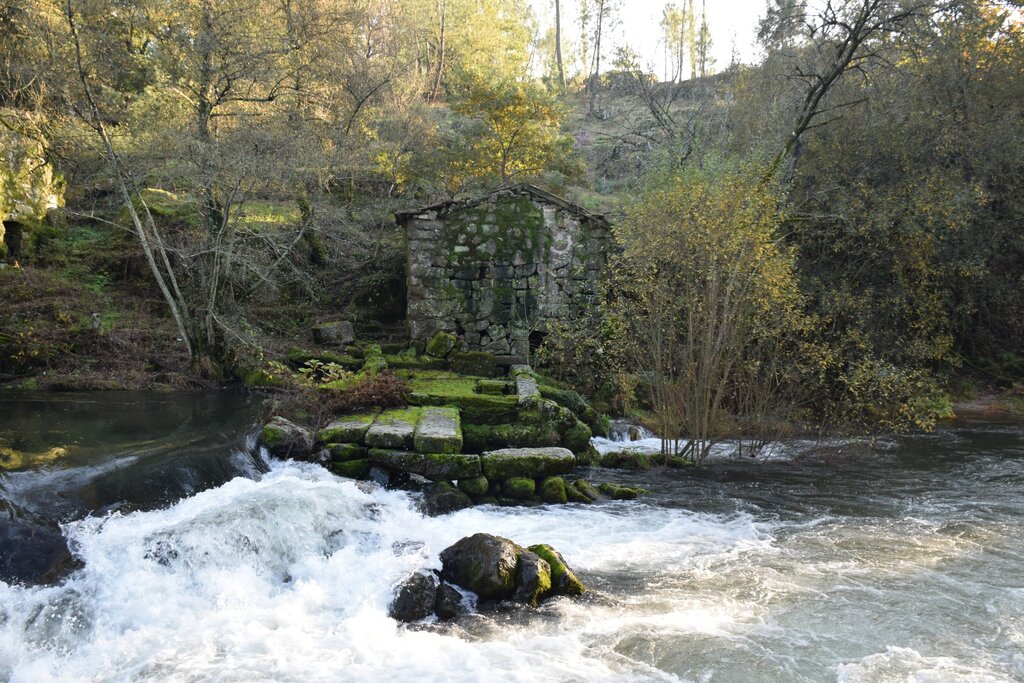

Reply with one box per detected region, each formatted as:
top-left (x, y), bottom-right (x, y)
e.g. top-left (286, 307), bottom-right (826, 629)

top-left (1, 0), bottom-right (1022, 441)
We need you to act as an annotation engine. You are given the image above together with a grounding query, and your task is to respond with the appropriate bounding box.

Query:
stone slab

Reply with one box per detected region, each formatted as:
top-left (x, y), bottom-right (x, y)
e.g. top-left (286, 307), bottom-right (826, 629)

top-left (368, 449), bottom-right (482, 481)
top-left (516, 376), bottom-right (540, 407)
top-left (365, 408), bottom-right (421, 450)
top-left (480, 447), bottom-right (576, 480)
top-left (414, 406), bottom-right (463, 454)
top-left (317, 410), bottom-right (380, 445)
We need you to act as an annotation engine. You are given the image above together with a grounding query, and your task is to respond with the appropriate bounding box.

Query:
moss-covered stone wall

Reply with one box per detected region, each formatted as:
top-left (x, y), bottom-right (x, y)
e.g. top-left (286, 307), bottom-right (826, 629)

top-left (405, 186), bottom-right (611, 362)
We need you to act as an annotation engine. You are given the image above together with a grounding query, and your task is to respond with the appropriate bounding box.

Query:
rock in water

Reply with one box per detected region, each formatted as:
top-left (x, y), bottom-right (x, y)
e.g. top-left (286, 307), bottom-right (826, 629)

top-left (528, 544), bottom-right (586, 597)
top-left (421, 481), bottom-right (473, 515)
top-left (512, 550), bottom-right (552, 606)
top-left (259, 416), bottom-right (314, 459)
top-left (389, 571), bottom-right (439, 622)
top-left (434, 582), bottom-right (468, 620)
top-left (440, 533), bottom-right (522, 600)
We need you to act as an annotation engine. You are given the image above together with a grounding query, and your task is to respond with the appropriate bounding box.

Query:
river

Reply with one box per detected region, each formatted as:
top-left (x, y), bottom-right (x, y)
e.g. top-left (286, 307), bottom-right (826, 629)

top-left (1, 392), bottom-right (1022, 682)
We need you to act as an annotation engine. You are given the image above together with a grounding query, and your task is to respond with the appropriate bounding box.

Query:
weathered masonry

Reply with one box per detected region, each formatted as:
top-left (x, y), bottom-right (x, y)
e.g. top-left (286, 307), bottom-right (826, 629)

top-left (397, 185), bottom-right (612, 362)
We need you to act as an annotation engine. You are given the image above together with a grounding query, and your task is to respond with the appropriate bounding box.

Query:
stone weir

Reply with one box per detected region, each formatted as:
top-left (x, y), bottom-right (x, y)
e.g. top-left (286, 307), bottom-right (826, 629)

top-left (258, 358), bottom-right (636, 510)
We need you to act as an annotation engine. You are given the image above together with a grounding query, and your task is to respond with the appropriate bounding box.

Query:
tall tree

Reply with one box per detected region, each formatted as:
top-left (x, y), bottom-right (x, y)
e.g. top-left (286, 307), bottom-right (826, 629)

top-left (554, 0), bottom-right (566, 92)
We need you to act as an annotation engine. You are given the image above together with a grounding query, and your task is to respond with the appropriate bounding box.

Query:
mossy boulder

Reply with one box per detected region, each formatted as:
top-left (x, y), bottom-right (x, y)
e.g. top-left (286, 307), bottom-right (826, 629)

top-left (562, 421), bottom-right (593, 454)
top-left (243, 369), bottom-right (288, 389)
top-left (566, 481), bottom-right (595, 504)
top-left (457, 475), bottom-right (489, 497)
top-left (599, 450), bottom-right (655, 470)
top-left (422, 481), bottom-right (474, 515)
top-left (502, 476), bottom-right (536, 499)
top-left (573, 479), bottom-right (602, 502)
top-left (598, 482), bottom-right (648, 500)
top-left (425, 331), bottom-right (459, 358)
top-left (439, 533), bottom-right (584, 607)
top-left (527, 544), bottom-right (586, 597)
top-left (368, 449), bottom-right (482, 481)
top-left (439, 533), bottom-right (523, 600)
top-left (259, 416), bottom-right (314, 459)
top-left (317, 410), bottom-right (380, 444)
top-left (539, 476), bottom-right (568, 504)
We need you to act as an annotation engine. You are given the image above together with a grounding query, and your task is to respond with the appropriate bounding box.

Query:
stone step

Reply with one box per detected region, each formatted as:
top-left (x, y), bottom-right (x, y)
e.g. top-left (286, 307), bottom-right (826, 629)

top-left (480, 447), bottom-right (576, 479)
top-left (365, 408), bottom-right (422, 449)
top-left (414, 406), bottom-right (463, 454)
top-left (317, 409), bottom-right (381, 445)
top-left (368, 449), bottom-right (481, 481)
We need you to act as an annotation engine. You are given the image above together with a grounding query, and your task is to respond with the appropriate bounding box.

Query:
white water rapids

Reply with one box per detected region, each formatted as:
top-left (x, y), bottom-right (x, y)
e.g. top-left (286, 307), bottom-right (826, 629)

top-left (2, 403), bottom-right (1023, 681)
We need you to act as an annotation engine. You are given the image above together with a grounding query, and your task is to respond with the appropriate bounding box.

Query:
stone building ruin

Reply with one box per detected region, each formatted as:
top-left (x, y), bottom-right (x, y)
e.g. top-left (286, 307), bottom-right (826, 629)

top-left (398, 185), bottom-right (612, 363)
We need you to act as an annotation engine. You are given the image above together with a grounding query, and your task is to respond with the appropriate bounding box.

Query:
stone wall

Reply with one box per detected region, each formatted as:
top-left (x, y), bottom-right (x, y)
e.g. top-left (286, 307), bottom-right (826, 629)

top-left (403, 185), bottom-right (611, 361)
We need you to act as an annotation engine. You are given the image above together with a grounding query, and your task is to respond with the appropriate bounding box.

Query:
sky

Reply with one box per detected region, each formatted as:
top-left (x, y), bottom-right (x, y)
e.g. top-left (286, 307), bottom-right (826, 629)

top-left (528, 0), bottom-right (768, 77)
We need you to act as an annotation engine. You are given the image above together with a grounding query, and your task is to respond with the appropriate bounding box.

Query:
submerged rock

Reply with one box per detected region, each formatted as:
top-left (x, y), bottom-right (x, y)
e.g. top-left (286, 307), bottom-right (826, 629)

top-left (259, 416), bottom-right (314, 459)
top-left (598, 482), bottom-right (648, 500)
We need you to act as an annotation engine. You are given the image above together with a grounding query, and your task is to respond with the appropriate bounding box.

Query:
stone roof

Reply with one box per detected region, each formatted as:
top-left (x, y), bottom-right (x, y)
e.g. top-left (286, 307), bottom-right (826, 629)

top-left (395, 184), bottom-right (609, 227)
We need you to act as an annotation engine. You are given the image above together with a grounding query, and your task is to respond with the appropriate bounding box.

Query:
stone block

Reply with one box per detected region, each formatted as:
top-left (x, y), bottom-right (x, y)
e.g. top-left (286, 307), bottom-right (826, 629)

top-left (414, 406), bottom-right (463, 454)
top-left (365, 408), bottom-right (422, 449)
top-left (312, 321), bottom-right (355, 346)
top-left (368, 449), bottom-right (481, 481)
top-left (480, 447), bottom-right (576, 479)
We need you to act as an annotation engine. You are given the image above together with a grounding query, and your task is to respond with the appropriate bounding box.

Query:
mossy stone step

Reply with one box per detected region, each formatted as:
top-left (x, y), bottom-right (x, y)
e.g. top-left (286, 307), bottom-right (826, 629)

top-left (367, 449), bottom-right (482, 481)
top-left (365, 408), bottom-right (422, 449)
top-left (317, 409), bottom-right (381, 444)
top-left (414, 406), bottom-right (463, 454)
top-left (480, 447), bottom-right (576, 479)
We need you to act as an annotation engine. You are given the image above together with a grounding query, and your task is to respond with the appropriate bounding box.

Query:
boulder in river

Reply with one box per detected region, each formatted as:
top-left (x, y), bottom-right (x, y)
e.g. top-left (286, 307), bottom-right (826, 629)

top-left (259, 416), bottom-right (314, 459)
top-left (439, 533), bottom-right (585, 605)
top-left (389, 571), bottom-right (438, 622)
top-left (421, 481), bottom-right (474, 515)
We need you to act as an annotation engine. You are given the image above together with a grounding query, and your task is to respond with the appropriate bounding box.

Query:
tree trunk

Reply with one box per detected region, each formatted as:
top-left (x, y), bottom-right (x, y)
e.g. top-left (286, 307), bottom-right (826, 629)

top-left (555, 0), bottom-right (566, 92)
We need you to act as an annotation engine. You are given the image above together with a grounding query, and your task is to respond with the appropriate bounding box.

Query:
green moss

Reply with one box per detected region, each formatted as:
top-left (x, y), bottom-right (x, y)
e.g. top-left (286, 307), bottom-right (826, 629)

top-left (407, 377), bottom-right (519, 424)
top-left (425, 331), bottom-right (458, 358)
top-left (562, 421), bottom-right (593, 454)
top-left (539, 476), bottom-right (568, 504)
top-left (599, 450), bottom-right (654, 470)
top-left (457, 475), bottom-right (490, 497)
top-left (477, 379), bottom-right (511, 395)
top-left (503, 476), bottom-right (536, 499)
top-left (328, 443), bottom-right (367, 462)
top-left (244, 369), bottom-right (287, 389)
top-left (598, 483), bottom-right (648, 500)
top-left (330, 458), bottom-right (371, 479)
top-left (573, 479), bottom-right (602, 501)
top-left (260, 424), bottom-right (289, 449)
top-left (566, 481), bottom-right (594, 503)
top-left (317, 410), bottom-right (380, 443)
top-left (527, 544), bottom-right (586, 596)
